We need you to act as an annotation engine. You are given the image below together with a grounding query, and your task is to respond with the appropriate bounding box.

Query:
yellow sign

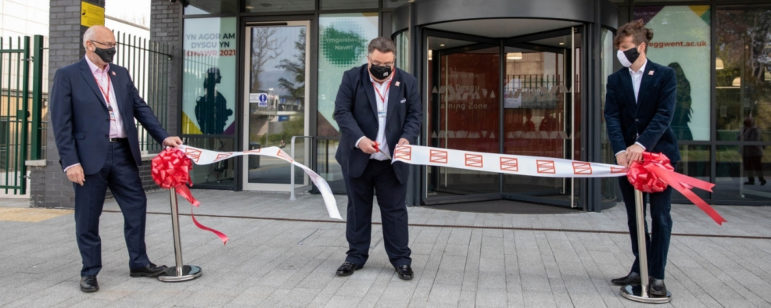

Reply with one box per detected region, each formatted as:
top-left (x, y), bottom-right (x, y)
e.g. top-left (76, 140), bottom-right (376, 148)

top-left (80, 1), bottom-right (105, 27)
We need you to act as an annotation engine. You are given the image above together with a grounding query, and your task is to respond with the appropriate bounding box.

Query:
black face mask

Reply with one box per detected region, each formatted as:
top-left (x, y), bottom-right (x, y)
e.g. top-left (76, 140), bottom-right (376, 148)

top-left (369, 64), bottom-right (392, 80)
top-left (622, 47), bottom-right (640, 65)
top-left (94, 47), bottom-right (116, 63)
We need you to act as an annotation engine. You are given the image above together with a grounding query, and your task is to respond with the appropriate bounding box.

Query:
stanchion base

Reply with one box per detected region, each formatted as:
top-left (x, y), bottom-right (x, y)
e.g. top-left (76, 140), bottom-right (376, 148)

top-left (157, 265), bottom-right (202, 282)
top-left (620, 285), bottom-right (671, 304)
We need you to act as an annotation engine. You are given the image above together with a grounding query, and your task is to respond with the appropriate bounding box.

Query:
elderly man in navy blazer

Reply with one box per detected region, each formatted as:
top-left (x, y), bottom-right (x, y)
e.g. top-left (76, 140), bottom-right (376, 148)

top-left (333, 37), bottom-right (422, 280)
top-left (50, 25), bottom-right (182, 293)
top-left (604, 20), bottom-right (680, 297)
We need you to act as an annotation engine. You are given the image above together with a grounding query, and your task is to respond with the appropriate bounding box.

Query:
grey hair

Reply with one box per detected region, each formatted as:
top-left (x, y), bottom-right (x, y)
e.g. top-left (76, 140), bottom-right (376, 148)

top-left (367, 37), bottom-right (397, 56)
top-left (82, 26), bottom-right (110, 49)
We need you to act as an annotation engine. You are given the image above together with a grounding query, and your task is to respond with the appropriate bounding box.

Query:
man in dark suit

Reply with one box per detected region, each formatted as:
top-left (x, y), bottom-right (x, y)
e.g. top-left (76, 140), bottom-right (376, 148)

top-left (50, 26), bottom-right (183, 293)
top-left (333, 37), bottom-right (421, 280)
top-left (604, 20), bottom-right (680, 297)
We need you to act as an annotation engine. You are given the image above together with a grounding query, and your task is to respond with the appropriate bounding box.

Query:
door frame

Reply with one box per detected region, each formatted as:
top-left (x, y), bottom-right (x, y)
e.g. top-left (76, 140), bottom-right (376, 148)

top-left (420, 25), bottom-right (583, 207)
top-left (241, 19), bottom-right (312, 191)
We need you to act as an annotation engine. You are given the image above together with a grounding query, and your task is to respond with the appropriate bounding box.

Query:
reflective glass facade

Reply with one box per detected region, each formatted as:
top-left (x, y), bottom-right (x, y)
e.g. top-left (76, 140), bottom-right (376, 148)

top-left (179, 0), bottom-right (771, 206)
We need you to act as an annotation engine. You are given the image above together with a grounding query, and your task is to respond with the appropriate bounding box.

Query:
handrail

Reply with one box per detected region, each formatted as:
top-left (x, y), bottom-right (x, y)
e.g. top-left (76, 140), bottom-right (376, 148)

top-left (290, 135), bottom-right (315, 200)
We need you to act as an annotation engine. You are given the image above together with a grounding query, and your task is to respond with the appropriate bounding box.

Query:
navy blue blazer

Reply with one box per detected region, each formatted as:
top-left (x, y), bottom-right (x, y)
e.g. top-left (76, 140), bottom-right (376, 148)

top-left (333, 65), bottom-right (422, 184)
top-left (50, 58), bottom-right (169, 174)
top-left (604, 60), bottom-right (680, 163)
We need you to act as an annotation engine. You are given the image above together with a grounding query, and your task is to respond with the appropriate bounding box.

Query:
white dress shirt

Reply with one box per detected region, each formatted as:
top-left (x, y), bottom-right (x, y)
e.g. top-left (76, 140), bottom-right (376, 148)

top-left (615, 59), bottom-right (648, 157)
top-left (85, 56), bottom-right (126, 138)
top-left (359, 73), bottom-right (394, 161)
top-left (630, 59), bottom-right (647, 103)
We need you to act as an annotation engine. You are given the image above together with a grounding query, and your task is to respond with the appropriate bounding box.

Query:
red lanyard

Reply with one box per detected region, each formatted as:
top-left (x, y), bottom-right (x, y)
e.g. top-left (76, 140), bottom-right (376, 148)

top-left (372, 79), bottom-right (392, 105)
top-left (92, 70), bottom-right (111, 106)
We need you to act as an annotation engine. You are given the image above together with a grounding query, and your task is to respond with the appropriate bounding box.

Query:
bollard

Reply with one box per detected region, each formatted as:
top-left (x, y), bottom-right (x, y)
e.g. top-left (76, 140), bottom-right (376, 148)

top-left (620, 189), bottom-right (671, 303)
top-left (157, 187), bottom-right (202, 282)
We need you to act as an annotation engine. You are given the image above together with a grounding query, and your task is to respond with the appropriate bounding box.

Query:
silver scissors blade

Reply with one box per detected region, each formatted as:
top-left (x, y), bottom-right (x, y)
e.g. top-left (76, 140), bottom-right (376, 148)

top-left (379, 147), bottom-right (392, 160)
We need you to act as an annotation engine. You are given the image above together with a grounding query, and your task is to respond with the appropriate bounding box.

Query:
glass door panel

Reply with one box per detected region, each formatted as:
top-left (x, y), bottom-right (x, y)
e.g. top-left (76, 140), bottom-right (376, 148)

top-left (502, 30), bottom-right (581, 206)
top-left (426, 36), bottom-right (500, 198)
top-left (502, 47), bottom-right (567, 199)
top-left (423, 28), bottom-right (582, 207)
top-left (242, 21), bottom-right (309, 190)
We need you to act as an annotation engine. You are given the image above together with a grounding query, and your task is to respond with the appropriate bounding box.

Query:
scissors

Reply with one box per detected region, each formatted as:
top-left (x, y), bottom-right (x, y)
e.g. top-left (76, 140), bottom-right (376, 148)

top-left (373, 142), bottom-right (392, 160)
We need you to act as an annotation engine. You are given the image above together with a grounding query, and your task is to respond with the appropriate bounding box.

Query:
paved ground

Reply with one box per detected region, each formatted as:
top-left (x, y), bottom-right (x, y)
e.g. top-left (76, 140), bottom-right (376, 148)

top-left (1, 189), bottom-right (770, 307)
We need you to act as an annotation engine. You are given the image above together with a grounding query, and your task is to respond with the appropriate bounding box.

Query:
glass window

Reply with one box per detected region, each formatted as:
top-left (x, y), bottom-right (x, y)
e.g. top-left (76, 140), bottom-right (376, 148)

top-left (713, 145), bottom-right (771, 203)
top-left (243, 0), bottom-right (314, 13)
top-left (395, 30), bottom-right (410, 73)
top-left (316, 13), bottom-right (379, 139)
top-left (601, 28), bottom-right (620, 203)
top-left (244, 23), bottom-right (309, 186)
top-left (672, 144), bottom-right (710, 204)
top-left (321, 0), bottom-right (378, 10)
top-left (184, 0), bottom-right (238, 15)
top-left (716, 7), bottom-right (771, 142)
top-left (185, 136), bottom-right (236, 187)
top-left (316, 13), bottom-right (379, 187)
top-left (182, 17), bottom-right (238, 136)
top-left (633, 6), bottom-right (711, 141)
top-left (385, 0), bottom-right (410, 9)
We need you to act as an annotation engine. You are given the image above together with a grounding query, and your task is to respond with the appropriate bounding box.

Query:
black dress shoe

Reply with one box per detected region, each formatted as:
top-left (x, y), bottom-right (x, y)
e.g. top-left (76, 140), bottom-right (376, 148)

top-left (130, 262), bottom-right (167, 277)
top-left (335, 261), bottom-right (363, 277)
top-left (80, 275), bottom-right (99, 293)
top-left (610, 272), bottom-right (640, 286)
top-left (649, 278), bottom-right (668, 297)
top-left (395, 264), bottom-right (413, 280)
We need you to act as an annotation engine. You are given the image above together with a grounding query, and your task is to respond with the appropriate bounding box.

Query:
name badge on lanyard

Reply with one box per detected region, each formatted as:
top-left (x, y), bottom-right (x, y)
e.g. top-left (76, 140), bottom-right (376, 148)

top-left (373, 80), bottom-right (391, 120)
top-left (93, 73), bottom-right (116, 122)
top-left (108, 105), bottom-right (117, 122)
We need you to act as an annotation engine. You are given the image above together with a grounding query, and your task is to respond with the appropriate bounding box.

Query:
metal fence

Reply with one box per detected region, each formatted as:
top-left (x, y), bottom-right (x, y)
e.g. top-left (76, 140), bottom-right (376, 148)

top-left (0, 32), bottom-right (172, 195)
top-left (113, 31), bottom-right (173, 154)
top-left (0, 35), bottom-right (44, 194)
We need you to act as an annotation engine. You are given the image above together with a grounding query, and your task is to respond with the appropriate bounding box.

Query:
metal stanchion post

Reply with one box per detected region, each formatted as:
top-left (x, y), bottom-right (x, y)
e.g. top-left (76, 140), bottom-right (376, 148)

top-left (158, 187), bottom-right (202, 282)
top-left (290, 137), bottom-right (297, 201)
top-left (290, 136), bottom-right (313, 201)
top-left (620, 189), bottom-right (671, 303)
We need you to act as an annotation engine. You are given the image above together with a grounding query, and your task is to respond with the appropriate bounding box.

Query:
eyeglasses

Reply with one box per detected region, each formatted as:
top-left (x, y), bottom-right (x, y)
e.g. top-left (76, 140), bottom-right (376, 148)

top-left (90, 40), bottom-right (118, 48)
top-left (372, 61), bottom-right (394, 67)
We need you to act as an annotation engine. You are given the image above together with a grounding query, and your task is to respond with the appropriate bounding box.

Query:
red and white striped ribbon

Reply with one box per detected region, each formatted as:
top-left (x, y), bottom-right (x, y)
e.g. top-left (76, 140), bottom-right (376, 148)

top-left (392, 144), bottom-right (627, 178)
top-left (178, 145), bottom-right (342, 220)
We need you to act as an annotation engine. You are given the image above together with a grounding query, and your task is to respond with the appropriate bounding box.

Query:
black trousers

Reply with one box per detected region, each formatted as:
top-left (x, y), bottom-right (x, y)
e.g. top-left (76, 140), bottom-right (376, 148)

top-left (344, 159), bottom-right (411, 267)
top-left (618, 175), bottom-right (673, 279)
top-left (74, 141), bottom-right (151, 276)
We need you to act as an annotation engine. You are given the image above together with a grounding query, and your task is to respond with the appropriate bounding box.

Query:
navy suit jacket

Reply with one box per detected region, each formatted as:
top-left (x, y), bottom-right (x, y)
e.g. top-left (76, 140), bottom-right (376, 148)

top-left (604, 60), bottom-right (680, 163)
top-left (333, 65), bottom-right (422, 184)
top-left (51, 58), bottom-right (169, 175)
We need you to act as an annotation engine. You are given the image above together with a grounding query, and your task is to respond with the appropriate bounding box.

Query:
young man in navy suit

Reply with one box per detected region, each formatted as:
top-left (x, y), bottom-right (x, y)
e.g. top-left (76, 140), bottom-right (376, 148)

top-left (604, 20), bottom-right (680, 297)
top-left (333, 37), bottom-right (422, 280)
top-left (50, 26), bottom-right (183, 293)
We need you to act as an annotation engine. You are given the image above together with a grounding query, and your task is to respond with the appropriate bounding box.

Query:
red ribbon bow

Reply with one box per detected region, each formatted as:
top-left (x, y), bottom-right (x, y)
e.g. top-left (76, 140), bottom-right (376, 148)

top-left (627, 152), bottom-right (726, 225)
top-left (152, 148), bottom-right (229, 244)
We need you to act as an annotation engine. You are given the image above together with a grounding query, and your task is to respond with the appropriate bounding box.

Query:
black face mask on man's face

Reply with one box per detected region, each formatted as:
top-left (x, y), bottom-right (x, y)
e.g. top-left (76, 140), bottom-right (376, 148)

top-left (94, 46), bottom-right (116, 63)
top-left (369, 64), bottom-right (392, 80)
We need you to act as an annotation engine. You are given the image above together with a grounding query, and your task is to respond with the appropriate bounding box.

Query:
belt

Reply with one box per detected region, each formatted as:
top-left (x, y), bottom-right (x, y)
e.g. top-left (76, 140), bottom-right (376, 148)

top-left (109, 137), bottom-right (127, 143)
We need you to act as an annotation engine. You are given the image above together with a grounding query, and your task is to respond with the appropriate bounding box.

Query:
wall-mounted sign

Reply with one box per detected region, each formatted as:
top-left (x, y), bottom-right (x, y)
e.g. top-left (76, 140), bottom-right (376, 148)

top-left (80, 1), bottom-right (105, 27)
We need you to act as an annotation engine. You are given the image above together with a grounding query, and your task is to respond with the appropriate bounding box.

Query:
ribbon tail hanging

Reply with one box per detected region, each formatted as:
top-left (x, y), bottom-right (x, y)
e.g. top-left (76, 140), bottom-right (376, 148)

top-left (648, 166), bottom-right (726, 225)
top-left (174, 184), bottom-right (200, 207)
top-left (190, 208), bottom-right (229, 244)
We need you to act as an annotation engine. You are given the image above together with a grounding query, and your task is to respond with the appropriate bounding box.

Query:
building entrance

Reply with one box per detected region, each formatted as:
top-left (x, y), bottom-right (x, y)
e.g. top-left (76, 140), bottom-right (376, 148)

top-left (422, 20), bottom-right (583, 208)
top-left (241, 21), bottom-right (311, 191)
